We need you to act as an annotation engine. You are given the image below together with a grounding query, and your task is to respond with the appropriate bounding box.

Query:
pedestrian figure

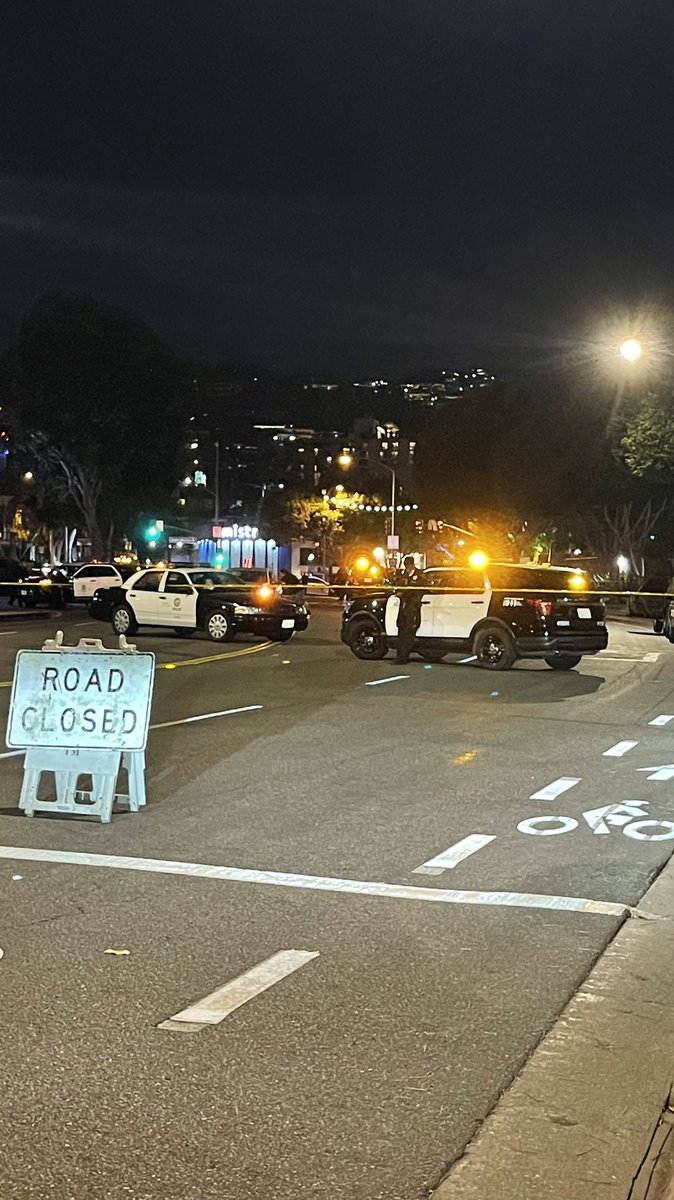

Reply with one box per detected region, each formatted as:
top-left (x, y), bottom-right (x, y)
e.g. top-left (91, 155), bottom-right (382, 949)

top-left (395, 554), bottom-right (422, 664)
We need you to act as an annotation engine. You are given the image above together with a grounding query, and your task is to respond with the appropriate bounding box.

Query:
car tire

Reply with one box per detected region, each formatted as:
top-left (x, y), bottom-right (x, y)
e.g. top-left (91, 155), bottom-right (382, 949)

top-left (111, 604), bottom-right (138, 636)
top-left (347, 616), bottom-right (388, 660)
top-left (206, 611), bottom-right (236, 642)
top-left (545, 653), bottom-right (582, 670)
top-left (419, 647), bottom-right (447, 662)
top-left (473, 625), bottom-right (516, 671)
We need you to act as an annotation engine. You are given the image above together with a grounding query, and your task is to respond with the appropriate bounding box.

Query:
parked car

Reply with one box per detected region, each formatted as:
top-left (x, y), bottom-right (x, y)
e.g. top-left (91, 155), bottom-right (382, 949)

top-left (91, 566), bottom-right (310, 642)
top-left (626, 575), bottom-right (671, 620)
top-left (18, 564), bottom-right (75, 608)
top-left (72, 562), bottom-right (137, 602)
top-left (341, 562), bottom-right (608, 670)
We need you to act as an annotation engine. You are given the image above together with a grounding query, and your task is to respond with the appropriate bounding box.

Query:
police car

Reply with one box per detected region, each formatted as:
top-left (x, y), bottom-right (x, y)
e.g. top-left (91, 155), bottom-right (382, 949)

top-left (341, 563), bottom-right (607, 670)
top-left (91, 567), bottom-right (309, 642)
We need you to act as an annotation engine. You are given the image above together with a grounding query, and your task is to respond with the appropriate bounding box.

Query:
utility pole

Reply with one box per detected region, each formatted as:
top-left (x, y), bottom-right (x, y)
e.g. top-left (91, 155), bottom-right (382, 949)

top-left (214, 440), bottom-right (220, 523)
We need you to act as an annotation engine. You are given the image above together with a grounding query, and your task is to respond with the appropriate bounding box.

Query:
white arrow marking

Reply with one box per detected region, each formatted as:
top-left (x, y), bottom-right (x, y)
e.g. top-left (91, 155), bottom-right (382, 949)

top-left (603, 741), bottom-right (638, 757)
top-left (582, 801), bottom-right (649, 834)
top-left (530, 777), bottom-right (581, 801)
top-left (637, 765), bottom-right (674, 781)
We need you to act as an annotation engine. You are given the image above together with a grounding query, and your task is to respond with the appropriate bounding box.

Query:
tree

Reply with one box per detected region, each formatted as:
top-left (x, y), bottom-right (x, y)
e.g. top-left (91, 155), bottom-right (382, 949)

top-left (2, 292), bottom-right (190, 557)
top-left (620, 392), bottom-right (674, 477)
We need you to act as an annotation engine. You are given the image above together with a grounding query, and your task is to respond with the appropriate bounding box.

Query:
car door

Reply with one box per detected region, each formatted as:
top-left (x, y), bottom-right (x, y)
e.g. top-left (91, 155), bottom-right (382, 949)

top-left (426, 569), bottom-right (490, 638)
top-left (124, 570), bottom-right (166, 624)
top-left (160, 570), bottom-right (198, 627)
top-left (384, 586), bottom-right (436, 638)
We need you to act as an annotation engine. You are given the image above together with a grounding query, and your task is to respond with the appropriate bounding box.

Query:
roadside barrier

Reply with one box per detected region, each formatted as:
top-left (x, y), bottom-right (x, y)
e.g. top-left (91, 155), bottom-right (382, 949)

top-left (6, 632), bottom-right (155, 823)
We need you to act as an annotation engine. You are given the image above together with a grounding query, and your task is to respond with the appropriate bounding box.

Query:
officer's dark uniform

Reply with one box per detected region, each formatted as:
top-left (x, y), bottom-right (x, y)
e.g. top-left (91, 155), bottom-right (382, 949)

top-left (395, 560), bottom-right (422, 664)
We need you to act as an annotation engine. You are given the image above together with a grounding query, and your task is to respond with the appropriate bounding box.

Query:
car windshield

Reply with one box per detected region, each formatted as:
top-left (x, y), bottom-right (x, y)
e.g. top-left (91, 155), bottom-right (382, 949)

top-left (188, 570), bottom-right (242, 588)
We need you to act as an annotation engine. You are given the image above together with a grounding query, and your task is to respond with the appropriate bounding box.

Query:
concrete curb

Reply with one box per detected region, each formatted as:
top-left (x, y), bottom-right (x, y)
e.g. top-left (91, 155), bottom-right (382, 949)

top-left (431, 862), bottom-right (674, 1200)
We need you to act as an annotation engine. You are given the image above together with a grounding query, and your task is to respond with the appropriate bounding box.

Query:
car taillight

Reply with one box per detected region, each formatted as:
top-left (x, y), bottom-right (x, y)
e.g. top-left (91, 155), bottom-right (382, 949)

top-left (524, 598), bottom-right (552, 618)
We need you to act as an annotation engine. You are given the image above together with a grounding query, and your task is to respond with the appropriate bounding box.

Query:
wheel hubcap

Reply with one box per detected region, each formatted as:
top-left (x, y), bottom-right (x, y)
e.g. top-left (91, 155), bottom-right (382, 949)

top-left (482, 636), bottom-right (504, 664)
top-left (355, 627), bottom-right (379, 652)
top-left (209, 613), bottom-right (228, 639)
top-left (115, 609), bottom-right (130, 632)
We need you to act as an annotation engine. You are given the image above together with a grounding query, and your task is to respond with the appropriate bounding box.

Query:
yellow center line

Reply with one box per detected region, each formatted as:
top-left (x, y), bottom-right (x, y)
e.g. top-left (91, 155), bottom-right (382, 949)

top-left (158, 640), bottom-right (273, 670)
top-left (0, 638), bottom-right (274, 688)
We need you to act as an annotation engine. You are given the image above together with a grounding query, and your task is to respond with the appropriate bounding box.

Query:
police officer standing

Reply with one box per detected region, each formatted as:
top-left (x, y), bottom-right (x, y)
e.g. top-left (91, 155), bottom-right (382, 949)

top-left (395, 554), bottom-right (422, 664)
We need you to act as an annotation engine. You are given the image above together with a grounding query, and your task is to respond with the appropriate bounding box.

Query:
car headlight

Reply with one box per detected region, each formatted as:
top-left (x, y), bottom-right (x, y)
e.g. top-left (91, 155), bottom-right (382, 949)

top-left (234, 604), bottom-right (262, 615)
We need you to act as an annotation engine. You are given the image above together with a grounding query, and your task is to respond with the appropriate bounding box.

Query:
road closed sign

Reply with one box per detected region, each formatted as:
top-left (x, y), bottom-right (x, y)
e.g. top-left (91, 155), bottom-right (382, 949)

top-left (7, 650), bottom-right (155, 751)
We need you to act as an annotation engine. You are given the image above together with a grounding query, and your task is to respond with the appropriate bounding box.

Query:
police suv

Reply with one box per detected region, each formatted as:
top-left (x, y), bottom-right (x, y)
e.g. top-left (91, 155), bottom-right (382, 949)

top-left (341, 563), bottom-right (608, 670)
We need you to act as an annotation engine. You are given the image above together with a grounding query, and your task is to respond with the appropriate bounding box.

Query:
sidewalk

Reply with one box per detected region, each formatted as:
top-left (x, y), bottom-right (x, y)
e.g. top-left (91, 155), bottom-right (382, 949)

top-left (430, 858), bottom-right (674, 1200)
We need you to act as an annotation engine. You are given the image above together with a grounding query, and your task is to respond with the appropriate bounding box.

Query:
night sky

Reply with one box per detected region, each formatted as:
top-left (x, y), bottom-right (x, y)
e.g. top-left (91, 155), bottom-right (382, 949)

top-left (2, 1), bottom-right (674, 372)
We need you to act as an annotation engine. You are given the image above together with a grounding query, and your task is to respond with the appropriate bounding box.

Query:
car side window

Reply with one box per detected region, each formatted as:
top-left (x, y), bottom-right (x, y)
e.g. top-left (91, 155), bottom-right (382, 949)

top-left (165, 571), bottom-right (194, 594)
top-left (423, 570), bottom-right (484, 592)
top-left (133, 572), bottom-right (163, 592)
top-left (77, 565), bottom-right (109, 578)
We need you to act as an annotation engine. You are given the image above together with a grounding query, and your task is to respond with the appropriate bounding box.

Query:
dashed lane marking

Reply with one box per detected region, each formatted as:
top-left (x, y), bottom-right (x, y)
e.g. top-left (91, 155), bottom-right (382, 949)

top-left (365, 675), bottom-right (409, 686)
top-left (150, 705), bottom-right (263, 730)
top-left (413, 834), bottom-right (496, 875)
top-left (530, 777), bottom-right (581, 801)
top-left (158, 949), bottom-right (319, 1033)
top-left (0, 846), bottom-right (629, 918)
top-left (650, 715), bottom-right (674, 727)
top-left (603, 741), bottom-right (639, 757)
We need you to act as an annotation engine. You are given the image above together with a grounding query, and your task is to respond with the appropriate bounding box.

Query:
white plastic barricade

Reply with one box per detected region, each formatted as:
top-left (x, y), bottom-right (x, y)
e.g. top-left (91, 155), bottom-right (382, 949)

top-left (7, 632), bottom-right (155, 823)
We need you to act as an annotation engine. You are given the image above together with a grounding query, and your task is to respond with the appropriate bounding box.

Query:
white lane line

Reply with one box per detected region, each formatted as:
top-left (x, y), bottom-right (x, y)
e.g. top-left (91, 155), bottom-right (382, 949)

top-left (0, 750), bottom-right (24, 760)
top-left (0, 846), bottom-right (629, 918)
top-left (413, 834), bottom-right (496, 875)
top-left (649, 714), bottom-right (674, 727)
top-left (150, 705), bottom-right (263, 730)
top-left (75, 621), bottom-right (98, 627)
top-left (600, 654), bottom-right (657, 663)
top-left (603, 740), bottom-right (638, 758)
top-left (365, 675), bottom-right (409, 686)
top-left (458, 655), bottom-right (478, 664)
top-left (0, 630), bottom-right (22, 637)
top-left (530, 777), bottom-right (581, 801)
top-left (159, 949), bottom-right (319, 1033)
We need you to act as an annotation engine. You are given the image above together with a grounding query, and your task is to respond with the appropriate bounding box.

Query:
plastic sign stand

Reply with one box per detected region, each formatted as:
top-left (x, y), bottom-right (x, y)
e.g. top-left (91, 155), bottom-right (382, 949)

top-left (8, 633), bottom-right (155, 823)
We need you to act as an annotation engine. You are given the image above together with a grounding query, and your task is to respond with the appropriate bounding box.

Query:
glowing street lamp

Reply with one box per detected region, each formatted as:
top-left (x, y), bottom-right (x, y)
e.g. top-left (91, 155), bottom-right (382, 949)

top-left (620, 338), bottom-right (643, 363)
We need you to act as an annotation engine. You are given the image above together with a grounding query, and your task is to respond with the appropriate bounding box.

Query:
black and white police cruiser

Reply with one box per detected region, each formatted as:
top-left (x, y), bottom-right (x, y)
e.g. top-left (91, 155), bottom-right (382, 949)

top-left (341, 562), bottom-right (608, 670)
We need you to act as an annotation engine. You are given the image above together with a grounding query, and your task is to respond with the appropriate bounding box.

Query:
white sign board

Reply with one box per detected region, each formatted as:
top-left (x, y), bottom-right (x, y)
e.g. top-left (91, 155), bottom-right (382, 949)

top-left (387, 534), bottom-right (400, 550)
top-left (7, 650), bottom-right (155, 751)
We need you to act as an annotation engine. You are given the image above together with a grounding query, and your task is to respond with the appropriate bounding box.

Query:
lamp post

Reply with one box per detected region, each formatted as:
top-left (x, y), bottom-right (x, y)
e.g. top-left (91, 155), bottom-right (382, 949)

top-left (213, 439), bottom-right (220, 523)
top-left (337, 453), bottom-right (397, 539)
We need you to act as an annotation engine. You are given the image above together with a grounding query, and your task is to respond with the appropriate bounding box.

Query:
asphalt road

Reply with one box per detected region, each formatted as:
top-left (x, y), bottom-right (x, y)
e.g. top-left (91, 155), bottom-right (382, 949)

top-left (0, 600), bottom-right (673, 1199)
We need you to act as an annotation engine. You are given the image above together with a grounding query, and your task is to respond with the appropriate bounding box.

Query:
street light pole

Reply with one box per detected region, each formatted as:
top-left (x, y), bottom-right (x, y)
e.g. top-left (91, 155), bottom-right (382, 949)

top-left (214, 439), bottom-right (220, 523)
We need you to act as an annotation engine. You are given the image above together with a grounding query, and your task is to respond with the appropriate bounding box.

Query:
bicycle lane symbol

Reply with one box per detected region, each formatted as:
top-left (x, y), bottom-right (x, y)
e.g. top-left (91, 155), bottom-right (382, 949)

top-left (517, 801), bottom-right (674, 841)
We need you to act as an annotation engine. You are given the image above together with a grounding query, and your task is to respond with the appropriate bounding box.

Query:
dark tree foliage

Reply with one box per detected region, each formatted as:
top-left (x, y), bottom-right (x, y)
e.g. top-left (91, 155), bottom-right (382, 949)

top-left (3, 292), bottom-right (189, 556)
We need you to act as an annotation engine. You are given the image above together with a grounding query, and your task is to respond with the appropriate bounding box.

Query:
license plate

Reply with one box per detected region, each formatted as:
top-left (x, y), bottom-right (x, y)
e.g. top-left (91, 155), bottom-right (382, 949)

top-left (281, 618), bottom-right (295, 628)
top-left (577, 607), bottom-right (591, 619)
